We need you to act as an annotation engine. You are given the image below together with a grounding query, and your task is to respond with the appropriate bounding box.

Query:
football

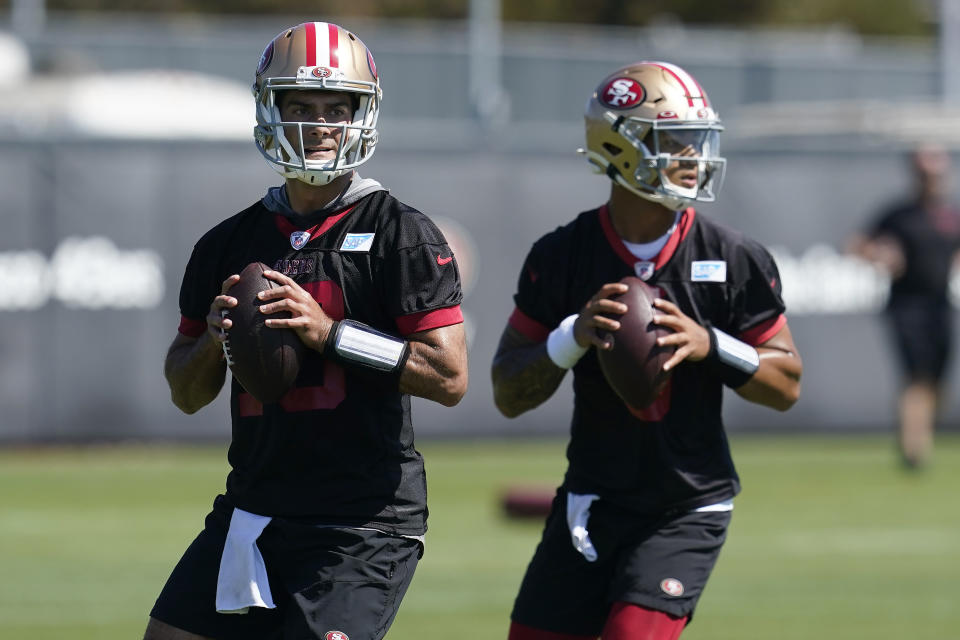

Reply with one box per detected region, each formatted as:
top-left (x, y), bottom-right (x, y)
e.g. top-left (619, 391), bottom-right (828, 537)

top-left (596, 276), bottom-right (674, 409)
top-left (500, 486), bottom-right (555, 519)
top-left (222, 262), bottom-right (304, 404)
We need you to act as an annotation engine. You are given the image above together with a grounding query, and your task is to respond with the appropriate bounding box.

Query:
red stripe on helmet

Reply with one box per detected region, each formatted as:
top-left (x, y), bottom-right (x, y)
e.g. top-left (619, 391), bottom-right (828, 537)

top-left (305, 22), bottom-right (317, 66)
top-left (652, 63), bottom-right (693, 106)
top-left (650, 62), bottom-right (705, 107)
top-left (690, 76), bottom-right (709, 106)
top-left (328, 23), bottom-right (340, 67)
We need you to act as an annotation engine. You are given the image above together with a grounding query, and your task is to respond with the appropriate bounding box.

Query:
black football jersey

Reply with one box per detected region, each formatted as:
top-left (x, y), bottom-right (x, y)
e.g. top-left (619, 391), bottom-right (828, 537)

top-left (870, 199), bottom-right (960, 304)
top-left (509, 205), bottom-right (786, 513)
top-left (177, 190), bottom-right (463, 536)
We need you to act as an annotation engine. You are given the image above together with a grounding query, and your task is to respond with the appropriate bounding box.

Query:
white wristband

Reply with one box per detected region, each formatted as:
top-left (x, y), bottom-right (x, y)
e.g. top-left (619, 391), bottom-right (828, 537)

top-left (547, 314), bottom-right (589, 369)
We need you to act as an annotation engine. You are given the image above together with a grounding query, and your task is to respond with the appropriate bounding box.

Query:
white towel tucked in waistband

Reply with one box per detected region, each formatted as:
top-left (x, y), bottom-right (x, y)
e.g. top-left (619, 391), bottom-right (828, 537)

top-left (694, 498), bottom-right (734, 512)
top-left (215, 508), bottom-right (276, 614)
top-left (564, 495), bottom-right (732, 563)
top-left (566, 492), bottom-right (600, 562)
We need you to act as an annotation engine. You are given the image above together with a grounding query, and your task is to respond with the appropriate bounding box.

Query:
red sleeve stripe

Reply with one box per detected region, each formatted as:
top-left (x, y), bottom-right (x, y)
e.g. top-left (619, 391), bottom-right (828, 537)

top-left (178, 315), bottom-right (206, 338)
top-left (395, 306), bottom-right (464, 336)
top-left (238, 393), bottom-right (263, 418)
top-left (740, 314), bottom-right (787, 346)
top-left (508, 307), bottom-right (551, 343)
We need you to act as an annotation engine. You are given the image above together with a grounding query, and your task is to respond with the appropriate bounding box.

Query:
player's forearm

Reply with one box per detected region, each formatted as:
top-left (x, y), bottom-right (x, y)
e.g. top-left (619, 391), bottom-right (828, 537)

top-left (164, 333), bottom-right (228, 414)
top-left (491, 328), bottom-right (567, 417)
top-left (733, 349), bottom-right (802, 411)
top-left (398, 326), bottom-right (468, 407)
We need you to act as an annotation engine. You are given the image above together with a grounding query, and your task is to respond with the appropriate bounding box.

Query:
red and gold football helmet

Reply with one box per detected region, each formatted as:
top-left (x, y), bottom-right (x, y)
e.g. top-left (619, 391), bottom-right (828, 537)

top-left (580, 61), bottom-right (725, 210)
top-left (253, 22), bottom-right (381, 185)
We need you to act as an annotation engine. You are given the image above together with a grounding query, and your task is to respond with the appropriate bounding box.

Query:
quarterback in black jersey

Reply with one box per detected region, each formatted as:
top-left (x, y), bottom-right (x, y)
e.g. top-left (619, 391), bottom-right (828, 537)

top-left (144, 22), bottom-right (467, 640)
top-left (492, 62), bottom-right (802, 640)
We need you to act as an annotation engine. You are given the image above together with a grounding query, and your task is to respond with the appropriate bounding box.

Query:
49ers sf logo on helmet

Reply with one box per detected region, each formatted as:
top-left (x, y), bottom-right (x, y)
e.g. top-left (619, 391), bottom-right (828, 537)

top-left (324, 632), bottom-right (349, 640)
top-left (257, 41), bottom-right (274, 75)
top-left (600, 77), bottom-right (645, 109)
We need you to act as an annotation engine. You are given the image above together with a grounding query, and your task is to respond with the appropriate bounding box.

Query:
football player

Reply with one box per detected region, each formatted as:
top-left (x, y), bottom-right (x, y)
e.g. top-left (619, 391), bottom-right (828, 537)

top-left (144, 22), bottom-right (468, 640)
top-left (848, 144), bottom-right (960, 469)
top-left (492, 62), bottom-right (803, 640)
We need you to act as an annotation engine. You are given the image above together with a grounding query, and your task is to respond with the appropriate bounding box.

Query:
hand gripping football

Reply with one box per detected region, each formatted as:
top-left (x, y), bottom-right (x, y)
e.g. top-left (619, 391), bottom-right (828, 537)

top-left (222, 262), bottom-right (304, 404)
top-left (596, 276), bottom-right (674, 409)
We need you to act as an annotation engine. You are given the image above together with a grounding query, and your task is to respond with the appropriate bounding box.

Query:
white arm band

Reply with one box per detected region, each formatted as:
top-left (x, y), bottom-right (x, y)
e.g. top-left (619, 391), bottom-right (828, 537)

top-left (327, 319), bottom-right (410, 375)
top-left (546, 314), bottom-right (589, 369)
top-left (707, 325), bottom-right (760, 388)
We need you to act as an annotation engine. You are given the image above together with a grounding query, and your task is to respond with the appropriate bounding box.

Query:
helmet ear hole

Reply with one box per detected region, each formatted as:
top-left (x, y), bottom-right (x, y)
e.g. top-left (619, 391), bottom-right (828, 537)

top-left (603, 142), bottom-right (623, 156)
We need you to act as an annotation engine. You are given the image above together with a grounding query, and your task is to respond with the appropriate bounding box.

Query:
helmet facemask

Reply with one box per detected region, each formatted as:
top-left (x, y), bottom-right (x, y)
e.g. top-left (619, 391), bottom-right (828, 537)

top-left (620, 118), bottom-right (726, 208)
top-left (254, 77), bottom-right (379, 185)
top-left (252, 22), bottom-right (382, 186)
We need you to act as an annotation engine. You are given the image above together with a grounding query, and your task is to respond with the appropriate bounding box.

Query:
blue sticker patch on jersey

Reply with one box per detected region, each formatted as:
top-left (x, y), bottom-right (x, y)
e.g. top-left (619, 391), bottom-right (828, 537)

top-left (691, 260), bottom-right (727, 282)
top-left (340, 233), bottom-right (375, 252)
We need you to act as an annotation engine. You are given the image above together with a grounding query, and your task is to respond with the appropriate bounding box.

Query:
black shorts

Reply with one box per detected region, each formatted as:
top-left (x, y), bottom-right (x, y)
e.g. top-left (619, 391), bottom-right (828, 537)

top-left (887, 301), bottom-right (953, 382)
top-left (511, 490), bottom-right (731, 636)
top-left (150, 495), bottom-right (421, 640)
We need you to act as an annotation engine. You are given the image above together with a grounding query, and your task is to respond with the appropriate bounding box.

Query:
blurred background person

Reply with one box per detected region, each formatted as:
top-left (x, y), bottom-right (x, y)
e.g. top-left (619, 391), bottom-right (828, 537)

top-left (848, 144), bottom-right (960, 469)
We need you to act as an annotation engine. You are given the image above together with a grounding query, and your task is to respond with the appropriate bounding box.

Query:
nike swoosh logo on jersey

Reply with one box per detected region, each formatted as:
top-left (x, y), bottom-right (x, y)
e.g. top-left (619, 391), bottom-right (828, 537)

top-left (436, 254), bottom-right (453, 265)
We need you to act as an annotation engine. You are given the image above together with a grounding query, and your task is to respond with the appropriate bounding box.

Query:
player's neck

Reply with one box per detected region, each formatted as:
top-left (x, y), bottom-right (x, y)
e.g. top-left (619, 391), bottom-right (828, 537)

top-left (918, 186), bottom-right (949, 209)
top-left (607, 186), bottom-right (680, 244)
top-left (285, 172), bottom-right (354, 216)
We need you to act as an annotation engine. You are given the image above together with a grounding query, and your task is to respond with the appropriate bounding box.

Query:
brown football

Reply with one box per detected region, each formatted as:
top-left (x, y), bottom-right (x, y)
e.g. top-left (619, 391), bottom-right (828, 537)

top-left (222, 262), bottom-right (304, 404)
top-left (500, 486), bottom-right (555, 519)
top-left (596, 276), bottom-right (674, 409)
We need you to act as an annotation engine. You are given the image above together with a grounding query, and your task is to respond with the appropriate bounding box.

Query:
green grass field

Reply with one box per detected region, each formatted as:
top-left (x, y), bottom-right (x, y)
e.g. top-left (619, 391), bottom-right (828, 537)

top-left (2, 434), bottom-right (959, 639)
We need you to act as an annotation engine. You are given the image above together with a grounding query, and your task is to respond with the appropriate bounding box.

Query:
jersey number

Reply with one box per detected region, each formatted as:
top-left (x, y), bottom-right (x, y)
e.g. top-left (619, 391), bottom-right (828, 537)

top-left (626, 378), bottom-right (672, 422)
top-left (239, 280), bottom-right (346, 415)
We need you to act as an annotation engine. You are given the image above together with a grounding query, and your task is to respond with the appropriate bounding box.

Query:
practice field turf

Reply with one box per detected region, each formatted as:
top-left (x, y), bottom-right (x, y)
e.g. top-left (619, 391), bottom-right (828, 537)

top-left (1, 435), bottom-right (958, 639)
